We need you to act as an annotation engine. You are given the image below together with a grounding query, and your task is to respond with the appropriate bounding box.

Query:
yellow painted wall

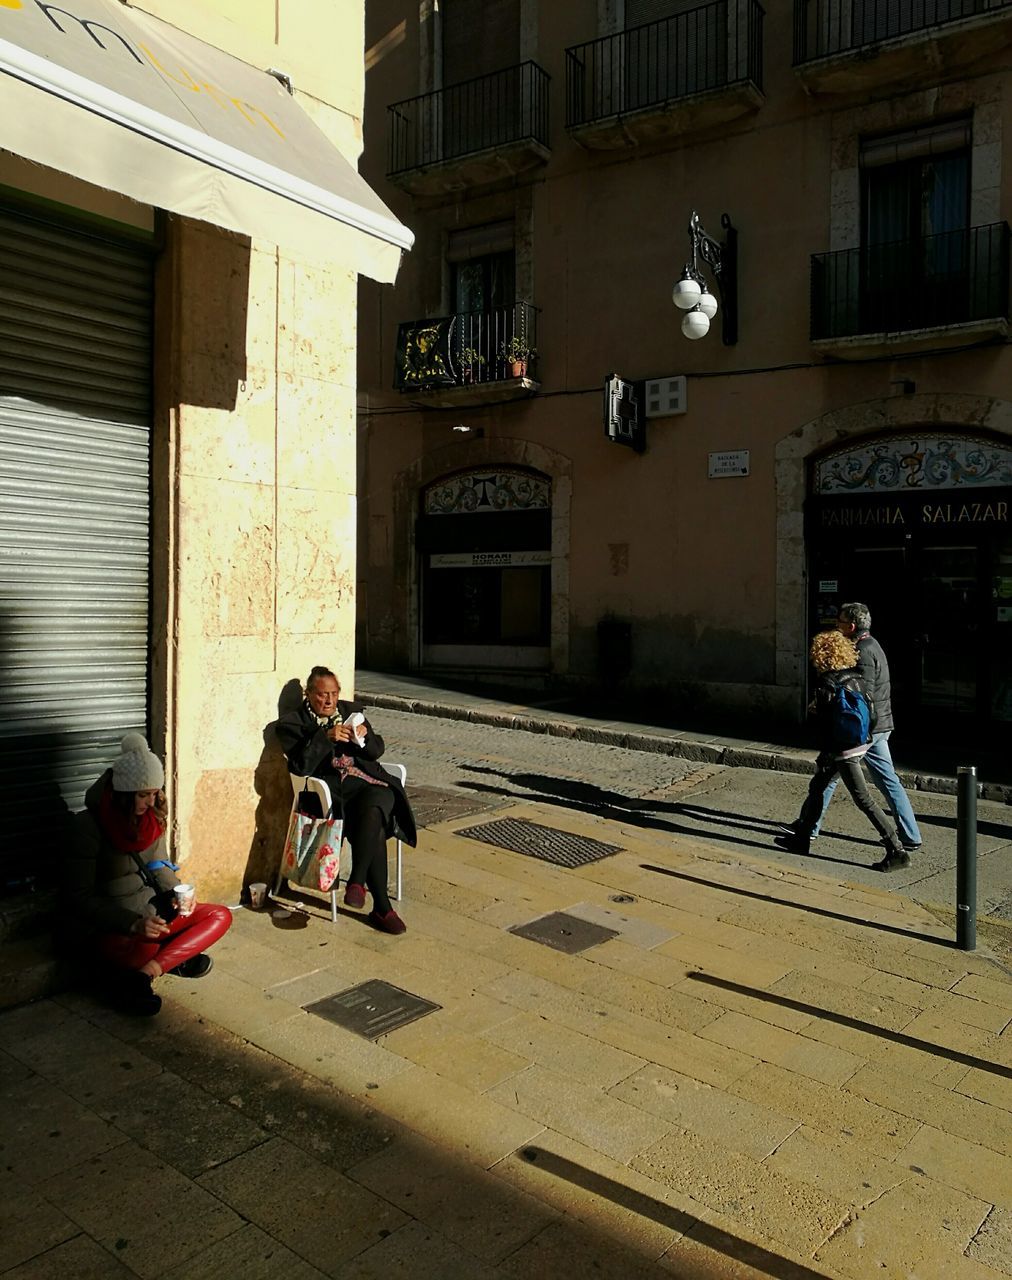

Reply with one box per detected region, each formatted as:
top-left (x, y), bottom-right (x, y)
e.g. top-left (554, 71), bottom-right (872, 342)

top-left (2, 1), bottom-right (377, 898)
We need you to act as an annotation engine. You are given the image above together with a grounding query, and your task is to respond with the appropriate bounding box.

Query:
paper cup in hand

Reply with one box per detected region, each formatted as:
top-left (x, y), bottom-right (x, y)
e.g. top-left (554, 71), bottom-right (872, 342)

top-left (248, 882), bottom-right (267, 910)
top-left (173, 883), bottom-right (196, 916)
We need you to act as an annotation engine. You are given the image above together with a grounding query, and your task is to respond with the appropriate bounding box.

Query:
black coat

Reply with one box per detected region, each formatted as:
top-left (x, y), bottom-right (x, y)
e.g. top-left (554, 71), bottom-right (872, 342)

top-left (275, 700), bottom-right (417, 847)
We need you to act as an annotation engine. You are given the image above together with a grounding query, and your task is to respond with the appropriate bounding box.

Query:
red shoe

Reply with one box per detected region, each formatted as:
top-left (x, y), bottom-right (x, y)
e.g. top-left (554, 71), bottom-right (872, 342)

top-left (343, 883), bottom-right (366, 909)
top-left (369, 908), bottom-right (406, 935)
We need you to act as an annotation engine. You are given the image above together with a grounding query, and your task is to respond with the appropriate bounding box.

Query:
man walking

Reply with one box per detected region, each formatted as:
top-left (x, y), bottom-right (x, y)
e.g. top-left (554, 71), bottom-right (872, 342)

top-left (780, 601), bottom-right (922, 868)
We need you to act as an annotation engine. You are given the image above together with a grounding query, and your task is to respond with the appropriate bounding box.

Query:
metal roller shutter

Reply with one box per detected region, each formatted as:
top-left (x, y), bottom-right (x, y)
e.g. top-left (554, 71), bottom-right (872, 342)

top-left (0, 205), bottom-right (153, 881)
top-left (626, 0), bottom-right (700, 28)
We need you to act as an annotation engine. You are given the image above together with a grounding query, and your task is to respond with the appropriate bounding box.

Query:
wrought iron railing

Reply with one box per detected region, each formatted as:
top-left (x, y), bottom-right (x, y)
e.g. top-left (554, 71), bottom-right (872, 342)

top-left (395, 302), bottom-right (539, 392)
top-left (565, 0), bottom-right (764, 128)
top-left (810, 222), bottom-right (1010, 340)
top-left (387, 62), bottom-right (550, 176)
top-left (794, 0), bottom-right (1011, 63)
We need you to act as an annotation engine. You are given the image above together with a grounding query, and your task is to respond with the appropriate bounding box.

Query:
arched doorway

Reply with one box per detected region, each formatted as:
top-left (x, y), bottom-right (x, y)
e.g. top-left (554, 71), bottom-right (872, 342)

top-left (417, 466), bottom-right (552, 669)
top-left (806, 430), bottom-right (1012, 740)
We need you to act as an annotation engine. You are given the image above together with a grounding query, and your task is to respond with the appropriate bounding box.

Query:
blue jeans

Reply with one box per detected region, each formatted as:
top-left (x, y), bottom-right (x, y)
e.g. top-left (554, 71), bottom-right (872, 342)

top-left (813, 731), bottom-right (922, 846)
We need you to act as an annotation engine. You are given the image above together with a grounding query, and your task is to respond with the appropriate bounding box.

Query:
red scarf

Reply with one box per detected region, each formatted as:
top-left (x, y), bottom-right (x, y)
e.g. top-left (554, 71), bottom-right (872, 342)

top-left (98, 783), bottom-right (163, 854)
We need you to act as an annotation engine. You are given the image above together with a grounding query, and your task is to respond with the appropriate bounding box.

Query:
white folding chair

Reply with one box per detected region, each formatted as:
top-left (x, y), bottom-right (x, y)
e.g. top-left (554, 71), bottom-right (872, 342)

top-left (277, 767), bottom-right (406, 922)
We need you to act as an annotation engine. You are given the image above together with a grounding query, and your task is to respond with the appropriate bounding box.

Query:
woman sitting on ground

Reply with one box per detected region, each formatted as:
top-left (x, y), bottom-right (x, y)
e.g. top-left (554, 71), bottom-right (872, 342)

top-left (64, 733), bottom-right (232, 1016)
top-left (275, 666), bottom-right (416, 934)
top-left (775, 630), bottom-right (908, 872)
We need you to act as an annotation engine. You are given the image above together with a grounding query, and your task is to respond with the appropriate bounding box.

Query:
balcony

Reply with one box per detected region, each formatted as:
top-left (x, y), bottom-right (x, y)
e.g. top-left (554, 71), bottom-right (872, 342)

top-left (394, 302), bottom-right (540, 406)
top-left (810, 222), bottom-right (1010, 358)
top-left (386, 63), bottom-right (550, 196)
top-left (565, 1), bottom-right (764, 150)
top-left (794, 0), bottom-right (1012, 95)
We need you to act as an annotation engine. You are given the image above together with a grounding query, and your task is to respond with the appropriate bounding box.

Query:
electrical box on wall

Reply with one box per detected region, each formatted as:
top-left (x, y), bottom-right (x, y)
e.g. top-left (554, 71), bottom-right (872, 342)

top-left (644, 375), bottom-right (687, 419)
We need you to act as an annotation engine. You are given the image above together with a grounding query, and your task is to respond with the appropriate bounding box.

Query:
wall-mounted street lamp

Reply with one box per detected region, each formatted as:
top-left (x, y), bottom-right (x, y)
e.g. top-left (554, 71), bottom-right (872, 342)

top-left (672, 211), bottom-right (738, 345)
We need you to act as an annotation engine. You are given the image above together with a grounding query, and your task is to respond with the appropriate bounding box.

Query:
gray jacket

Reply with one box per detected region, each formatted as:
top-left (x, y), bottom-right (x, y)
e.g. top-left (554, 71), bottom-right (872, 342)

top-left (855, 633), bottom-right (893, 734)
top-left (64, 772), bottom-right (179, 938)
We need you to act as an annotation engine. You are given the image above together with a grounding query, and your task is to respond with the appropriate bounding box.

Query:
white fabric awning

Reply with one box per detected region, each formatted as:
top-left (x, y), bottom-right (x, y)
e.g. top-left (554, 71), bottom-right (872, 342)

top-left (0, 0), bottom-right (412, 281)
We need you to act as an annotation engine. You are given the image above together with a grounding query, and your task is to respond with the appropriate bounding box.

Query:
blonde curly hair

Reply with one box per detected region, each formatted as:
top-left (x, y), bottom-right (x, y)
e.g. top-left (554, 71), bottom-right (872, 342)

top-left (810, 629), bottom-right (859, 674)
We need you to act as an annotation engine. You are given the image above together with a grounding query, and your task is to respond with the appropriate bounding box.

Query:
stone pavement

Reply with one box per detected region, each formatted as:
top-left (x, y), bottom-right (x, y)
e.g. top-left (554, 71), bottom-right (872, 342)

top-left (4, 797), bottom-right (1012, 1278)
top-left (354, 668), bottom-right (1012, 804)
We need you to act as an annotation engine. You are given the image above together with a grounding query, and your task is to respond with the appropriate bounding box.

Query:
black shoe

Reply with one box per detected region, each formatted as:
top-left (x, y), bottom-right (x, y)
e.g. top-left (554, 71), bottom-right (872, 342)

top-left (108, 969), bottom-right (162, 1017)
top-left (901, 843), bottom-right (922, 854)
top-left (168, 954), bottom-right (213, 979)
top-left (774, 833), bottom-right (811, 855)
top-left (872, 849), bottom-right (911, 872)
top-left (778, 821), bottom-right (817, 842)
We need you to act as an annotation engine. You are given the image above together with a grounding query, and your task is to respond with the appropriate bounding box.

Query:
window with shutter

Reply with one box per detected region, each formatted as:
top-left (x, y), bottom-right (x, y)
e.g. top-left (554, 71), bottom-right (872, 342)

top-left (624, 0), bottom-right (727, 110)
top-left (442, 0), bottom-right (521, 85)
top-left (859, 120), bottom-right (972, 331)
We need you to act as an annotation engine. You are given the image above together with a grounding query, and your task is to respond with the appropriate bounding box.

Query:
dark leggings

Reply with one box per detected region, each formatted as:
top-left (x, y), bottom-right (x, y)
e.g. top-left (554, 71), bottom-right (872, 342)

top-left (338, 776), bottom-right (396, 914)
top-left (799, 754), bottom-right (899, 849)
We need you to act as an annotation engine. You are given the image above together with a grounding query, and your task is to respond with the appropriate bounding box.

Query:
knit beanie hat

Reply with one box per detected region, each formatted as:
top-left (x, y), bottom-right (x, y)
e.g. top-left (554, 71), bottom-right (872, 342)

top-left (111, 732), bottom-right (165, 792)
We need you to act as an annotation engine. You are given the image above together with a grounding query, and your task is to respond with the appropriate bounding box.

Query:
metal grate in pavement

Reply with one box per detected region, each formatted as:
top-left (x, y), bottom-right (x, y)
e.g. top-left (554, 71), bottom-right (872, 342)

top-left (455, 817), bottom-right (621, 867)
top-left (304, 980), bottom-right (441, 1040)
top-left (510, 911), bottom-right (619, 955)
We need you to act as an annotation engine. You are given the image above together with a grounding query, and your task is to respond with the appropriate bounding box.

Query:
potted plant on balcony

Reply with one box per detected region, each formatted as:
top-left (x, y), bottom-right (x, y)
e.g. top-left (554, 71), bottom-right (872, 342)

top-left (458, 347), bottom-right (485, 384)
top-left (499, 335), bottom-right (535, 378)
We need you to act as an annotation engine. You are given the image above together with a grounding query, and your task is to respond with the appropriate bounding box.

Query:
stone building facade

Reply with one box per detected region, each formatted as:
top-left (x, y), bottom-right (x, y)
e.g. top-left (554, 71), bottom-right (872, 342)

top-left (358, 0), bottom-right (1012, 751)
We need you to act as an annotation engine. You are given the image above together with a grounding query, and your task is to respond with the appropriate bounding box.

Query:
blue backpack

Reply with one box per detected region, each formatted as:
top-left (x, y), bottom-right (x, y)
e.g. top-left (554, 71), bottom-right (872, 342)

top-left (829, 682), bottom-right (872, 750)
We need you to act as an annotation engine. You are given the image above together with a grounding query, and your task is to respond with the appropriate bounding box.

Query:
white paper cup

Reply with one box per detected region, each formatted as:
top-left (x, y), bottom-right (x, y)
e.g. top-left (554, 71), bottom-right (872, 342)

top-left (173, 883), bottom-right (196, 916)
top-left (248, 882), bottom-right (268, 910)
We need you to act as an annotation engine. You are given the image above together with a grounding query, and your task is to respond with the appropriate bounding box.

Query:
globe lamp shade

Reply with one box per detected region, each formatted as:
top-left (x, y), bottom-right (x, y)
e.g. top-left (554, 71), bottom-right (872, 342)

top-left (672, 273), bottom-right (701, 310)
top-left (681, 307), bottom-right (710, 340)
top-left (697, 287), bottom-right (718, 319)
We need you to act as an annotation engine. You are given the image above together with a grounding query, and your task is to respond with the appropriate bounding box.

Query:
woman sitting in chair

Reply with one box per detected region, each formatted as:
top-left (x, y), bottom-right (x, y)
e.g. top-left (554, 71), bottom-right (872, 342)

top-left (275, 666), bottom-right (416, 934)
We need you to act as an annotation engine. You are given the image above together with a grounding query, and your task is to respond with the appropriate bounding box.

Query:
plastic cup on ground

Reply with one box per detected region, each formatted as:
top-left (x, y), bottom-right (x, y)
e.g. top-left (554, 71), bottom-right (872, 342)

top-left (248, 882), bottom-right (268, 910)
top-left (173, 883), bottom-right (196, 916)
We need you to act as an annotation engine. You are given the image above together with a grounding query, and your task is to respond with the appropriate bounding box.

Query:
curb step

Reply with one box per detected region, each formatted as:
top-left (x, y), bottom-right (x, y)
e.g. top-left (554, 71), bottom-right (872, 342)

top-left (358, 690), bottom-right (1012, 804)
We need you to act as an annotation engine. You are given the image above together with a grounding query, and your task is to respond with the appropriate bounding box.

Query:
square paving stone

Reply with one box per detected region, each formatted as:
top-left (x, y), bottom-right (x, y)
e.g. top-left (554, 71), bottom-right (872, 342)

top-left (158, 1223), bottom-right (328, 1280)
top-left (0, 1075), bottom-right (129, 1184)
top-left (0, 1232), bottom-right (143, 1279)
top-left (38, 1143), bottom-right (243, 1279)
top-left (509, 911), bottom-right (620, 955)
top-left (196, 1136), bottom-right (409, 1277)
top-left (95, 1070), bottom-right (271, 1177)
top-left (0, 1180), bottom-right (78, 1273)
top-left (304, 979), bottom-right (441, 1040)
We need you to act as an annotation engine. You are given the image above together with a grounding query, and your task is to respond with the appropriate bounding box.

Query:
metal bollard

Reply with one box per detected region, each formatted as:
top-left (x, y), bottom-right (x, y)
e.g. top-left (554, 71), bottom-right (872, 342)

top-left (956, 765), bottom-right (977, 952)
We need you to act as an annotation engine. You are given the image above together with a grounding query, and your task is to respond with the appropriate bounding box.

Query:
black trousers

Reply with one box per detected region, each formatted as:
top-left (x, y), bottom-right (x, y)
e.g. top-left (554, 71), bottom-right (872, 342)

top-left (799, 753), bottom-right (898, 850)
top-left (334, 774), bottom-right (396, 913)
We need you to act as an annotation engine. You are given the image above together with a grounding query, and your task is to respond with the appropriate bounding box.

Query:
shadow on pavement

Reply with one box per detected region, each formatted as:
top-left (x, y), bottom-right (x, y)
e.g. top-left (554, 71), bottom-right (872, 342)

top-left (686, 972), bottom-right (1012, 1081)
top-left (520, 1147), bottom-right (832, 1280)
top-left (457, 767), bottom-right (879, 870)
top-left (642, 864), bottom-right (952, 948)
top-left (918, 811), bottom-right (1012, 840)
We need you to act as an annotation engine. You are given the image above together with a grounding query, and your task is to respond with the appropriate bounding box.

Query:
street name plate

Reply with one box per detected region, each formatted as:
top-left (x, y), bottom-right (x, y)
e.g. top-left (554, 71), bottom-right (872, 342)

top-left (708, 449), bottom-right (749, 478)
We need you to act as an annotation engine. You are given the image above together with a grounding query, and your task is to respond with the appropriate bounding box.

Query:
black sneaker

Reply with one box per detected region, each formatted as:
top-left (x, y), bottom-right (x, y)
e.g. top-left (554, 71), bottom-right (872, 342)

top-left (777, 822), bottom-right (817, 842)
top-left (872, 850), bottom-right (911, 872)
top-left (168, 954), bottom-right (213, 979)
top-left (774, 833), bottom-right (811, 855)
top-left (901, 843), bottom-right (922, 854)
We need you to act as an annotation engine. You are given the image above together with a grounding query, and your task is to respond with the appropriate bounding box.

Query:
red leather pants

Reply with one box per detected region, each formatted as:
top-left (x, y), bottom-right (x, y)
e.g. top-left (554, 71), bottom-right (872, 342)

top-left (98, 903), bottom-right (232, 973)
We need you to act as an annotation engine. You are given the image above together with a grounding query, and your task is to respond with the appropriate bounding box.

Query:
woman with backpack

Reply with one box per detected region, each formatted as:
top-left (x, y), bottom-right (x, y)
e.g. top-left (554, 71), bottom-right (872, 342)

top-left (774, 630), bottom-right (908, 872)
